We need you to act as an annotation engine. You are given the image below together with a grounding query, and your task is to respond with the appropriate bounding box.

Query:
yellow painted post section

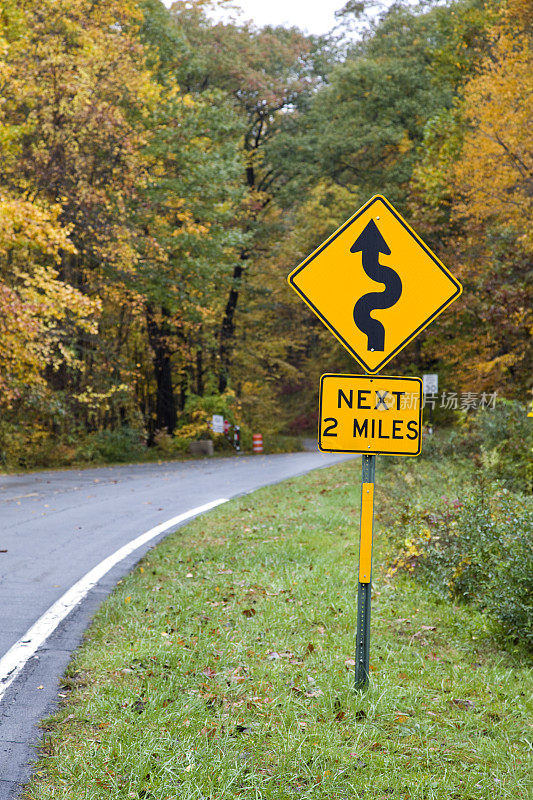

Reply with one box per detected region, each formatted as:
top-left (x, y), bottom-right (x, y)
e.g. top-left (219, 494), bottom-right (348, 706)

top-left (359, 483), bottom-right (374, 583)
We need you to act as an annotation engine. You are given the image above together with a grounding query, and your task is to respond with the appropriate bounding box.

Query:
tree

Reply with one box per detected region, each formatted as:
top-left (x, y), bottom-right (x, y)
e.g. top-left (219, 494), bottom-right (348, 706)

top-left (169, 3), bottom-right (315, 392)
top-left (135, 0), bottom-right (246, 434)
top-left (0, 192), bottom-right (97, 409)
top-left (0, 0), bottom-right (154, 425)
top-left (0, 13), bottom-right (97, 412)
top-left (448, 0), bottom-right (532, 393)
top-left (453, 0), bottom-right (532, 253)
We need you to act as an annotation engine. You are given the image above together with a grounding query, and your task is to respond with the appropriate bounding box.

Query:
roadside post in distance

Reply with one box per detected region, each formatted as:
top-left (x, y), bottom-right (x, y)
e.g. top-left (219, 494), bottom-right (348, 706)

top-left (288, 194), bottom-right (462, 690)
top-left (423, 374), bottom-right (439, 433)
top-left (211, 414), bottom-right (224, 434)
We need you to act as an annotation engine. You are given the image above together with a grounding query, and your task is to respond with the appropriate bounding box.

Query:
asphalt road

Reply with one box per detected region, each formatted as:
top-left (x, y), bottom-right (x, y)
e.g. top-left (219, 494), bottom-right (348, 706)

top-left (0, 450), bottom-right (355, 796)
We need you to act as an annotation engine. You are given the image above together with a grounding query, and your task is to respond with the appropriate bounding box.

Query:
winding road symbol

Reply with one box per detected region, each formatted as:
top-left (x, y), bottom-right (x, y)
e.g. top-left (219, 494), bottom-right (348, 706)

top-left (351, 219), bottom-right (402, 352)
top-left (287, 194), bottom-right (462, 374)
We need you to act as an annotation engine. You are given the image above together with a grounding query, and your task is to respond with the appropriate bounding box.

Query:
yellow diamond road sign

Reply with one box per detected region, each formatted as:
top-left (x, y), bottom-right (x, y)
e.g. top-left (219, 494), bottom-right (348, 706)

top-left (288, 195), bottom-right (462, 374)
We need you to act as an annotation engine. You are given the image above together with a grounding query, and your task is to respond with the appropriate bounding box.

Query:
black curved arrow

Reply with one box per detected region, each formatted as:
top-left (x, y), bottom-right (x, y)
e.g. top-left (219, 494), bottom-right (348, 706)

top-left (351, 219), bottom-right (402, 352)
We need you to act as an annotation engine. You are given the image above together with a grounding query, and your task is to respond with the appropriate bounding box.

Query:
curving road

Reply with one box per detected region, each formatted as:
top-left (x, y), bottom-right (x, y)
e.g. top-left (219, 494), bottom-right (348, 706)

top-left (0, 450), bottom-right (355, 796)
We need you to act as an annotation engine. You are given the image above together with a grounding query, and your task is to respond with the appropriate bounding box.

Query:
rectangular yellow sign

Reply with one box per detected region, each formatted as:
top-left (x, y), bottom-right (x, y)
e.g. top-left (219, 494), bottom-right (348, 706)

top-left (359, 482), bottom-right (374, 582)
top-left (318, 374), bottom-right (422, 456)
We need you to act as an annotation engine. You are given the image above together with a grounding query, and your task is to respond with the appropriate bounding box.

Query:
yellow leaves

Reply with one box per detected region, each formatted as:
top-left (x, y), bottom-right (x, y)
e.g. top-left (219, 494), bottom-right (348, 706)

top-left (397, 131), bottom-right (412, 155)
top-left (179, 93), bottom-right (196, 109)
top-left (453, 16), bottom-right (533, 253)
top-left (0, 189), bottom-right (99, 406)
top-left (73, 385), bottom-right (131, 412)
top-left (0, 195), bottom-right (74, 261)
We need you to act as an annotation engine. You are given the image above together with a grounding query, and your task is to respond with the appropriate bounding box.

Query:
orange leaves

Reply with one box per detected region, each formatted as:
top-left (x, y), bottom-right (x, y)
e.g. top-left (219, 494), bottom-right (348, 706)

top-left (453, 6), bottom-right (533, 253)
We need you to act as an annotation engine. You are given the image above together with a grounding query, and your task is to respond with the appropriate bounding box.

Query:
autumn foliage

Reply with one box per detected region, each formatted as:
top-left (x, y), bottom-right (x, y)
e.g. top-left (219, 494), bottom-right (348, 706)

top-left (0, 0), bottom-right (529, 467)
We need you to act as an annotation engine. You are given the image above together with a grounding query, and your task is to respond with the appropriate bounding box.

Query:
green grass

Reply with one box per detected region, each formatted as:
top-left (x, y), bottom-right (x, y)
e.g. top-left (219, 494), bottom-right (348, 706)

top-left (25, 456), bottom-right (532, 799)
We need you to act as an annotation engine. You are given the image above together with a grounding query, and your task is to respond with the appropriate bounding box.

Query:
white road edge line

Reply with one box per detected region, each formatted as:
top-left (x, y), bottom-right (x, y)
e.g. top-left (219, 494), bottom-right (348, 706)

top-left (0, 498), bottom-right (229, 702)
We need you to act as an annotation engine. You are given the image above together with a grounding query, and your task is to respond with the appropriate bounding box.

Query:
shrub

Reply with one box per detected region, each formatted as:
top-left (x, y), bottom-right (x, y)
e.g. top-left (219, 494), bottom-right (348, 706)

top-left (420, 399), bottom-right (532, 493)
top-left (262, 433), bottom-right (303, 454)
top-left (153, 428), bottom-right (174, 454)
top-left (177, 391), bottom-right (242, 446)
top-left (472, 399), bottom-right (532, 493)
top-left (90, 427), bottom-right (146, 463)
top-left (418, 482), bottom-right (533, 646)
top-left (0, 420), bottom-right (80, 469)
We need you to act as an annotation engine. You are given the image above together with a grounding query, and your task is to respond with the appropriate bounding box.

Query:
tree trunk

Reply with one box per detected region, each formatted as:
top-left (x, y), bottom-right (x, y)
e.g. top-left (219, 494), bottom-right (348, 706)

top-left (218, 150), bottom-right (257, 394)
top-left (218, 258), bottom-right (245, 393)
top-left (196, 347), bottom-right (204, 396)
top-left (146, 306), bottom-right (176, 435)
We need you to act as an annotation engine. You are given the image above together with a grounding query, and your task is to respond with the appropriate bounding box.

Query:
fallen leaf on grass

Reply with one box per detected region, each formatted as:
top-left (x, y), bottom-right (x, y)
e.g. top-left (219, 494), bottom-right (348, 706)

top-left (344, 658), bottom-right (356, 670)
top-left (229, 666), bottom-right (247, 684)
top-left (409, 631), bottom-right (429, 645)
top-left (242, 608), bottom-right (256, 618)
top-left (349, 755), bottom-right (368, 767)
top-left (305, 643), bottom-right (315, 655)
top-left (452, 698), bottom-right (475, 710)
top-left (334, 710), bottom-right (346, 721)
top-left (202, 667), bottom-right (217, 679)
top-left (266, 650), bottom-right (294, 661)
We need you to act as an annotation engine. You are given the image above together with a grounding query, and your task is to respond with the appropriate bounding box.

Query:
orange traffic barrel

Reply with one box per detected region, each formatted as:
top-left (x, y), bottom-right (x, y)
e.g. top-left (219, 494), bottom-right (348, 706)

top-left (252, 433), bottom-right (263, 453)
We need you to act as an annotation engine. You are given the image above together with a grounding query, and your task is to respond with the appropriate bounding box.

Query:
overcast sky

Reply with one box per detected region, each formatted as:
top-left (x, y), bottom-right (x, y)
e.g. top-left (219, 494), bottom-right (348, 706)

top-left (162, 1), bottom-right (350, 37)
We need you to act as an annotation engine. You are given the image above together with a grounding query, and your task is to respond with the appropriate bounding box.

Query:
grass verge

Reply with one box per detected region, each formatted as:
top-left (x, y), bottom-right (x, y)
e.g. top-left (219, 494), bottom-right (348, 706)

top-left (25, 456), bottom-right (532, 799)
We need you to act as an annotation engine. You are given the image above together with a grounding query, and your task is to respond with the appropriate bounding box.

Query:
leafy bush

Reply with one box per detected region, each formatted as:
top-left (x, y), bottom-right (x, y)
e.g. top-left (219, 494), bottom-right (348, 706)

top-left (421, 400), bottom-right (532, 493)
top-left (177, 391), bottom-right (242, 446)
top-left (420, 427), bottom-right (480, 461)
top-left (472, 399), bottom-right (532, 492)
top-left (262, 433), bottom-right (303, 454)
top-left (89, 428), bottom-right (146, 463)
top-left (0, 420), bottom-right (80, 469)
top-left (418, 483), bottom-right (533, 646)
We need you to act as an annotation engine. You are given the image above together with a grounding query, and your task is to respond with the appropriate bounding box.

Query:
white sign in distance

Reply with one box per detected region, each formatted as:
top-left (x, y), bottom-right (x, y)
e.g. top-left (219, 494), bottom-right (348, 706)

top-left (212, 414), bottom-right (224, 433)
top-left (423, 374), bottom-right (438, 395)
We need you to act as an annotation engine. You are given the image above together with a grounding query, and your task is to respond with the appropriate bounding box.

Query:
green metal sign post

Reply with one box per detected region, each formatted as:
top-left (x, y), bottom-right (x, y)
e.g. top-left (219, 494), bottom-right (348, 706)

top-left (355, 454), bottom-right (376, 689)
